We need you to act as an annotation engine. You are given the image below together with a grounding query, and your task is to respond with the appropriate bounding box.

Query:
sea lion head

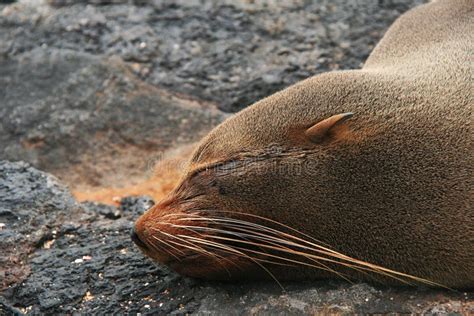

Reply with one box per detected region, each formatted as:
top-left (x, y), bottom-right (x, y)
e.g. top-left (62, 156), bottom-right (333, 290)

top-left (132, 74), bottom-right (368, 280)
top-left (130, 0), bottom-right (474, 288)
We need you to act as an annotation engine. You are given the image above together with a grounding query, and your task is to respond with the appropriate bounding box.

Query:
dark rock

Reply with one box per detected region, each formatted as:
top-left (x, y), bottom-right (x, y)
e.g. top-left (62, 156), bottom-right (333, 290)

top-left (0, 161), bottom-right (185, 314)
top-left (120, 196), bottom-right (155, 217)
top-left (80, 196), bottom-right (154, 220)
top-left (0, 160), bottom-right (84, 290)
top-left (1, 0), bottom-right (426, 112)
top-left (82, 201), bottom-right (122, 219)
top-left (0, 47), bottom-right (225, 188)
top-left (47, 0), bottom-right (148, 6)
top-left (1, 161), bottom-right (472, 314)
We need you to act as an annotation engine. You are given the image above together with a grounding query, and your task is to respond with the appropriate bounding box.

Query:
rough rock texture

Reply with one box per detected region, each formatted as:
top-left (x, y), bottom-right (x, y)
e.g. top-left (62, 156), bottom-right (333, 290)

top-left (0, 47), bottom-right (225, 188)
top-left (0, 0), bottom-right (430, 111)
top-left (1, 0), bottom-right (473, 314)
top-left (0, 161), bottom-right (82, 290)
top-left (1, 0), bottom-right (425, 113)
top-left (1, 161), bottom-right (472, 314)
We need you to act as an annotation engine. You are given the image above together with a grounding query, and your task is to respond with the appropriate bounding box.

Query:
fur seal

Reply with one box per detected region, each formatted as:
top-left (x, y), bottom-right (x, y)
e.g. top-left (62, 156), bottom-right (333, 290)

top-left (132, 0), bottom-right (473, 288)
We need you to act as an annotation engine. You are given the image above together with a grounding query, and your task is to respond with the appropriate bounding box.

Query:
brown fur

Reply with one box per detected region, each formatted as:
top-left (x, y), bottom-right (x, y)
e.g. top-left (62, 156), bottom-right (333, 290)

top-left (134, 0), bottom-right (473, 288)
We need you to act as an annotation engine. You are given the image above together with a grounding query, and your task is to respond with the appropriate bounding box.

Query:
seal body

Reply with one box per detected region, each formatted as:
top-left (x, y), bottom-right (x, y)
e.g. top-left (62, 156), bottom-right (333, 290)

top-left (133, 0), bottom-right (473, 288)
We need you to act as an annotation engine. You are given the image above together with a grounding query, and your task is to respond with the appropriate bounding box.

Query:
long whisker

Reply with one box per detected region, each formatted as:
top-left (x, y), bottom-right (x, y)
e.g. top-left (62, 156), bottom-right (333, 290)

top-left (209, 232), bottom-right (420, 285)
top-left (159, 212), bottom-right (447, 288)
top-left (210, 221), bottom-right (373, 283)
top-left (175, 216), bottom-right (342, 256)
top-left (164, 238), bottom-right (233, 277)
top-left (172, 219), bottom-right (418, 286)
top-left (161, 213), bottom-right (281, 265)
top-left (161, 229), bottom-right (241, 275)
top-left (205, 222), bottom-right (423, 285)
top-left (180, 234), bottom-right (285, 289)
top-left (178, 229), bottom-right (356, 282)
top-left (171, 224), bottom-right (345, 276)
top-left (152, 220), bottom-right (242, 273)
top-left (171, 213), bottom-right (446, 288)
top-left (179, 228), bottom-right (380, 274)
top-left (182, 223), bottom-right (354, 283)
top-left (207, 213), bottom-right (448, 287)
top-left (147, 236), bottom-right (182, 262)
top-left (160, 231), bottom-right (220, 260)
top-left (173, 217), bottom-right (370, 269)
top-left (151, 235), bottom-right (185, 258)
top-left (176, 226), bottom-right (294, 268)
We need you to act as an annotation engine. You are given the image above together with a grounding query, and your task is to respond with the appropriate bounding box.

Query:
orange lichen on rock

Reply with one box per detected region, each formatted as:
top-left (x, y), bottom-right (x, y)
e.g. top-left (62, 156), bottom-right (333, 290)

top-left (72, 173), bottom-right (178, 206)
top-left (72, 145), bottom-right (193, 206)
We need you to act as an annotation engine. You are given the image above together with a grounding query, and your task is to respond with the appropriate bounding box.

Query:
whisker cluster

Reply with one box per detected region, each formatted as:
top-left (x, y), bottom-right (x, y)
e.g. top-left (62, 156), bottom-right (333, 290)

top-left (143, 211), bottom-right (448, 289)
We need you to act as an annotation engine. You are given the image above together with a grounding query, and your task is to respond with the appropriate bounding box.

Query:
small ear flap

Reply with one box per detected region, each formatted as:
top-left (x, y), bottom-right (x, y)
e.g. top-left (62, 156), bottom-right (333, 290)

top-left (305, 112), bottom-right (353, 143)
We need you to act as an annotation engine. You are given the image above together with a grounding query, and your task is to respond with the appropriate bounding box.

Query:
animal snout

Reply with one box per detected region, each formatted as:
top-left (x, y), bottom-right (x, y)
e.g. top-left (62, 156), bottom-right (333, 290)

top-left (130, 226), bottom-right (149, 250)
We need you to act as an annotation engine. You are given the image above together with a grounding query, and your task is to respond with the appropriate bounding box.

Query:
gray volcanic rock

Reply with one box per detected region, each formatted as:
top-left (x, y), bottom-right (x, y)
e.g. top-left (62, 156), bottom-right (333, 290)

top-left (0, 161), bottom-right (472, 314)
top-left (0, 161), bottom-right (84, 289)
top-left (1, 0), bottom-right (425, 112)
top-left (0, 48), bottom-right (225, 187)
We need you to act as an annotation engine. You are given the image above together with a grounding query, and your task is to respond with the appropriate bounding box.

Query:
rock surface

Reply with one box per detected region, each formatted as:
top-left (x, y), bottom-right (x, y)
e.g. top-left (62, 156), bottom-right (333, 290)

top-left (0, 47), bottom-right (225, 189)
top-left (2, 0), bottom-right (426, 113)
top-left (1, 0), bottom-right (473, 315)
top-left (1, 161), bottom-right (472, 315)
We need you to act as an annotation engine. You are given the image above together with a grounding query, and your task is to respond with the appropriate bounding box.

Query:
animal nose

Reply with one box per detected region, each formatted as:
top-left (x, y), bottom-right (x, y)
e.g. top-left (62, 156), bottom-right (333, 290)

top-left (131, 227), bottom-right (148, 250)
